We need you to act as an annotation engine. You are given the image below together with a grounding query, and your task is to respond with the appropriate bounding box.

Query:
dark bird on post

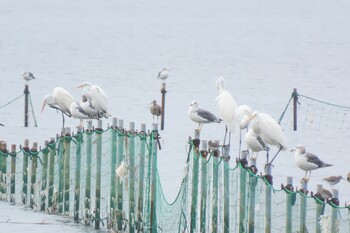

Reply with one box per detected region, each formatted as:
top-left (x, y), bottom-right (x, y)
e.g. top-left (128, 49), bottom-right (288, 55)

top-left (22, 71), bottom-right (35, 83)
top-left (150, 100), bottom-right (162, 123)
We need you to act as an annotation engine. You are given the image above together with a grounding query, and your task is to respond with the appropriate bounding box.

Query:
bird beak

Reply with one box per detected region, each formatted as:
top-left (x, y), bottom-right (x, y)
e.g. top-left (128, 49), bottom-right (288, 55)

top-left (248, 114), bottom-right (256, 122)
top-left (76, 83), bottom-right (84, 88)
top-left (291, 149), bottom-right (296, 152)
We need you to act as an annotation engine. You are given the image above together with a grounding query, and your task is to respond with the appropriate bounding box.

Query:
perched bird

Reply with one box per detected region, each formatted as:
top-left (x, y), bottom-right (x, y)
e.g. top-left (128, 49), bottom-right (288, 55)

top-left (244, 128), bottom-right (266, 160)
top-left (150, 100), bottom-right (162, 123)
top-left (322, 175), bottom-right (344, 189)
top-left (215, 77), bottom-right (238, 147)
top-left (348, 172), bottom-right (350, 183)
top-left (188, 100), bottom-right (221, 131)
top-left (22, 71), bottom-right (35, 82)
top-left (235, 105), bottom-right (253, 153)
top-left (70, 101), bottom-right (90, 127)
top-left (80, 95), bottom-right (98, 119)
top-left (249, 111), bottom-right (288, 165)
top-left (42, 87), bottom-right (75, 128)
top-left (76, 82), bottom-right (110, 118)
top-left (157, 68), bottom-right (169, 82)
top-left (292, 145), bottom-right (332, 180)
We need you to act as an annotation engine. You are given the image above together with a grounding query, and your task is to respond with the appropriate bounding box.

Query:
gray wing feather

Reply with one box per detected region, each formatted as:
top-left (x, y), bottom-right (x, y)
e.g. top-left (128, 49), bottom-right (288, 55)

top-left (197, 108), bottom-right (221, 123)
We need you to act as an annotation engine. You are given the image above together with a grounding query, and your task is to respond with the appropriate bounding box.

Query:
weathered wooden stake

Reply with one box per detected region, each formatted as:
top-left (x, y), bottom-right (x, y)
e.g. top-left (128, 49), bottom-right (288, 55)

top-left (74, 127), bottom-right (82, 222)
top-left (40, 141), bottom-right (49, 211)
top-left (128, 122), bottom-right (136, 233)
top-left (30, 142), bottom-right (38, 209)
top-left (110, 118), bottom-right (118, 226)
top-left (24, 84), bottom-right (29, 127)
top-left (223, 146), bottom-right (230, 233)
top-left (137, 123), bottom-right (147, 232)
top-left (10, 144), bottom-right (16, 203)
top-left (190, 130), bottom-right (200, 233)
top-left (63, 128), bottom-right (71, 215)
top-left (22, 139), bottom-right (29, 204)
top-left (85, 120), bottom-right (93, 225)
top-left (48, 137), bottom-right (56, 210)
top-left (248, 158), bottom-right (258, 233)
top-left (264, 164), bottom-right (273, 233)
top-left (315, 184), bottom-right (323, 233)
top-left (299, 180), bottom-right (308, 233)
top-left (285, 177), bottom-right (293, 233)
top-left (239, 150), bottom-right (249, 233)
top-left (0, 142), bottom-right (7, 195)
top-left (116, 119), bottom-right (124, 231)
top-left (330, 189), bottom-right (339, 233)
top-left (211, 152), bottom-right (219, 233)
top-left (150, 123), bottom-right (159, 232)
top-left (95, 120), bottom-right (102, 229)
top-left (200, 140), bottom-right (208, 233)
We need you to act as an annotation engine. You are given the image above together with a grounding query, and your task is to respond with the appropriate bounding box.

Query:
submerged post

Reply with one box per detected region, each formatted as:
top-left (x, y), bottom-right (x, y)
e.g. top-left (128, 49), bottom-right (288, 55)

top-left (10, 144), bottom-right (16, 203)
top-left (200, 140), bottom-right (208, 233)
top-left (160, 83), bottom-right (167, 130)
top-left (285, 177), bottom-right (294, 233)
top-left (190, 130), bottom-right (200, 233)
top-left (293, 88), bottom-right (298, 131)
top-left (137, 123), bottom-right (147, 232)
top-left (95, 120), bottom-right (102, 229)
top-left (150, 123), bottom-right (159, 232)
top-left (128, 122), bottom-right (136, 233)
top-left (24, 84), bottom-right (29, 127)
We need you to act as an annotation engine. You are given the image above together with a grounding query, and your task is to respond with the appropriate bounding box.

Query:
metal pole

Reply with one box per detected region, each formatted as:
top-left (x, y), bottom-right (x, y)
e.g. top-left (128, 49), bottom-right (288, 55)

top-left (10, 144), bottom-right (16, 203)
top-left (293, 88), bottom-right (298, 131)
top-left (160, 83), bottom-right (167, 130)
top-left (24, 84), bottom-right (29, 127)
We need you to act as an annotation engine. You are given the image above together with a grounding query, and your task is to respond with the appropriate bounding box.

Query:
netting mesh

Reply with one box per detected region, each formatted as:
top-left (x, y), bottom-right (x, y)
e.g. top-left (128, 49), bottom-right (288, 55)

top-left (0, 118), bottom-right (350, 232)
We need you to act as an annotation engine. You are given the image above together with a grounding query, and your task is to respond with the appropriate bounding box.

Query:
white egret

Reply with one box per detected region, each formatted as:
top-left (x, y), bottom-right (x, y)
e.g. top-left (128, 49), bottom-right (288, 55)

top-left (322, 175), bottom-right (344, 189)
top-left (157, 68), bottom-right (169, 82)
top-left (215, 77), bottom-right (238, 147)
top-left (292, 145), bottom-right (332, 180)
top-left (41, 87), bottom-right (75, 128)
top-left (188, 100), bottom-right (221, 131)
top-left (80, 95), bottom-right (98, 119)
top-left (244, 128), bottom-right (266, 160)
top-left (249, 111), bottom-right (288, 165)
top-left (22, 71), bottom-right (35, 82)
top-left (150, 100), bottom-right (162, 123)
top-left (76, 82), bottom-right (110, 118)
top-left (235, 105), bottom-right (253, 154)
top-left (70, 101), bottom-right (90, 127)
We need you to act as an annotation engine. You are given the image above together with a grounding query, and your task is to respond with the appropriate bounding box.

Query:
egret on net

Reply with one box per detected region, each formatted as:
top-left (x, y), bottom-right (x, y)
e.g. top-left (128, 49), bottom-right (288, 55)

top-left (215, 77), bottom-right (238, 149)
top-left (188, 100), bottom-right (222, 132)
top-left (76, 81), bottom-right (110, 119)
top-left (41, 87), bottom-right (75, 128)
top-left (249, 111), bottom-right (288, 166)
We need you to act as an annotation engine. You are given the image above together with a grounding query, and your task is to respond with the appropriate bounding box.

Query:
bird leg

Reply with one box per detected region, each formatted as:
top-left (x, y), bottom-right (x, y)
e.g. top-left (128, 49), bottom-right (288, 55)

top-left (238, 130), bottom-right (242, 159)
top-left (268, 145), bottom-right (283, 166)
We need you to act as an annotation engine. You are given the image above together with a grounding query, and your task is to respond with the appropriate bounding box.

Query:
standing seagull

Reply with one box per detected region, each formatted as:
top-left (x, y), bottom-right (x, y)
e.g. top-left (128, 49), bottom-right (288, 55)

top-left (292, 145), bottom-right (332, 181)
top-left (215, 77), bottom-right (238, 147)
top-left (150, 100), bottom-right (162, 123)
top-left (76, 82), bottom-right (110, 118)
top-left (188, 100), bottom-right (221, 131)
top-left (249, 111), bottom-right (288, 165)
top-left (322, 175), bottom-right (344, 189)
top-left (22, 71), bottom-right (35, 82)
top-left (157, 68), bottom-right (169, 83)
top-left (41, 87), bottom-right (75, 128)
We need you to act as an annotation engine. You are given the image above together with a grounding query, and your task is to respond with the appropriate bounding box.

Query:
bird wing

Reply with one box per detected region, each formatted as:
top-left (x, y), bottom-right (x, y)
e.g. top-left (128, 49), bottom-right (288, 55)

top-left (305, 153), bottom-right (329, 167)
top-left (197, 108), bottom-right (220, 122)
top-left (91, 86), bottom-right (110, 116)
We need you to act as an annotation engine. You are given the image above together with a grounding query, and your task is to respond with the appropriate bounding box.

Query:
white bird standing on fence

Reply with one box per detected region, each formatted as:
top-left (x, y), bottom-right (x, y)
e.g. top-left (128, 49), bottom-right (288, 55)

top-left (292, 145), bottom-right (332, 181)
top-left (215, 77), bottom-right (238, 148)
top-left (22, 71), bottom-right (35, 82)
top-left (76, 82), bottom-right (110, 119)
top-left (150, 100), bottom-right (162, 124)
top-left (158, 68), bottom-right (169, 83)
top-left (249, 111), bottom-right (288, 166)
top-left (70, 101), bottom-right (90, 127)
top-left (235, 105), bottom-right (253, 154)
top-left (41, 87), bottom-right (75, 128)
top-left (188, 100), bottom-right (222, 131)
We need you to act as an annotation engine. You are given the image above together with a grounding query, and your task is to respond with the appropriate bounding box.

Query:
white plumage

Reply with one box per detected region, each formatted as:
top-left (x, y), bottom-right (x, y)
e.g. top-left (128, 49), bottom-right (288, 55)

top-left (188, 100), bottom-right (221, 131)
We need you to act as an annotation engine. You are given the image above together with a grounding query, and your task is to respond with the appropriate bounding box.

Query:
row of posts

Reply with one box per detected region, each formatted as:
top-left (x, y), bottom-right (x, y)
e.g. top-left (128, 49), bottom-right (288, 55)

top-left (0, 119), bottom-right (160, 232)
top-left (187, 130), bottom-right (341, 233)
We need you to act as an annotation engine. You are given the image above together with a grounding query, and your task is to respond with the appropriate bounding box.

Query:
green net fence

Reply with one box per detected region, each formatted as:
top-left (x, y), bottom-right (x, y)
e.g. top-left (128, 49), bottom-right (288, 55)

top-left (0, 91), bottom-right (350, 232)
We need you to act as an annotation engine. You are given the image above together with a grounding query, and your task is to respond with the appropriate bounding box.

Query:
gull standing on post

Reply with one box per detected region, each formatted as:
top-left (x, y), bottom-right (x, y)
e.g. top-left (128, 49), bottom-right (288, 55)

top-left (22, 71), bottom-right (35, 83)
top-left (215, 77), bottom-right (238, 147)
top-left (188, 100), bottom-right (222, 131)
top-left (292, 145), bottom-right (332, 181)
top-left (249, 111), bottom-right (288, 165)
top-left (157, 68), bottom-right (169, 83)
top-left (150, 100), bottom-right (162, 123)
top-left (76, 82), bottom-right (110, 118)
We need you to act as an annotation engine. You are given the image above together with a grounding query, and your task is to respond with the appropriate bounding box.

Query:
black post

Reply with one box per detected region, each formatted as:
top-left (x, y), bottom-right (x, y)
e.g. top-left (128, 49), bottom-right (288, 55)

top-left (293, 88), bottom-right (298, 131)
top-left (160, 83), bottom-right (167, 130)
top-left (24, 84), bottom-right (29, 127)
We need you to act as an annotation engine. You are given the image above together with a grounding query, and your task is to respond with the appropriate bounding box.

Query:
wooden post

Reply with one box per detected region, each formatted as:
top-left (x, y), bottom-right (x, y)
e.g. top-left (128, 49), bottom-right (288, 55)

top-left (293, 88), bottom-right (298, 131)
top-left (211, 150), bottom-right (219, 233)
top-left (128, 122), bottom-right (136, 233)
top-left (315, 184), bottom-right (323, 233)
top-left (22, 139), bottom-right (29, 204)
top-left (223, 146), bottom-right (230, 233)
top-left (0, 142), bottom-right (7, 195)
top-left (190, 130), bottom-right (200, 232)
top-left (150, 123), bottom-right (159, 232)
top-left (160, 83), bottom-right (167, 130)
top-left (95, 120), bottom-right (102, 229)
top-left (40, 141), bottom-right (49, 211)
top-left (239, 150), bottom-right (249, 233)
top-left (248, 158), bottom-right (258, 233)
top-left (30, 142), bottom-right (38, 209)
top-left (116, 119), bottom-right (124, 231)
top-left (48, 137), bottom-right (56, 210)
top-left (200, 140), bottom-right (208, 233)
top-left (299, 180), bottom-right (308, 233)
top-left (285, 177), bottom-right (293, 233)
top-left (57, 133), bottom-right (65, 214)
top-left (24, 84), bottom-right (29, 127)
top-left (110, 118), bottom-right (118, 216)
top-left (137, 123), bottom-right (147, 232)
top-left (63, 128), bottom-right (71, 215)
top-left (74, 127), bottom-right (83, 222)
top-left (330, 189), bottom-right (339, 233)
top-left (264, 164), bottom-right (273, 233)
top-left (85, 121), bottom-right (93, 225)
top-left (10, 144), bottom-right (16, 203)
